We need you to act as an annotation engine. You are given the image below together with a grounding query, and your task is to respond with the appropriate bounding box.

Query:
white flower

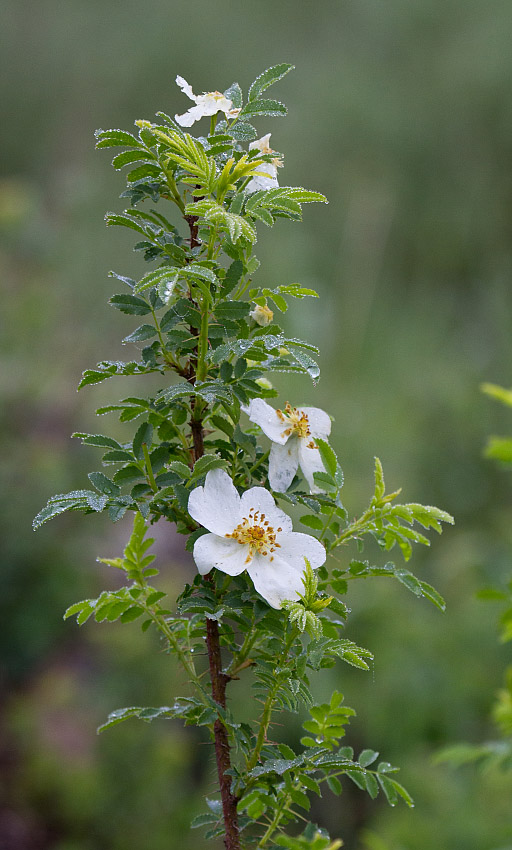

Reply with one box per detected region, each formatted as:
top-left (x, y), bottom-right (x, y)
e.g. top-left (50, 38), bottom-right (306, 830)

top-left (246, 399), bottom-right (332, 493)
top-left (246, 133), bottom-right (282, 193)
top-left (174, 75), bottom-right (240, 127)
top-left (250, 303), bottom-right (274, 326)
top-left (188, 469), bottom-right (326, 609)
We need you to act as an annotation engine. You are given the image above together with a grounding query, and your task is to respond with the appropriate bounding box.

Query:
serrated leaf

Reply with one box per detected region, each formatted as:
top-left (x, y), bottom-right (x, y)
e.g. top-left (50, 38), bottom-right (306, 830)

top-left (95, 128), bottom-right (142, 149)
top-left (248, 64), bottom-right (294, 101)
top-left (88, 472), bottom-right (121, 497)
top-left (223, 81), bottom-right (243, 109)
top-left (72, 433), bottom-right (123, 450)
top-left (358, 749), bottom-right (379, 767)
top-left (109, 294), bottom-right (151, 315)
top-left (299, 514), bottom-right (324, 531)
top-left (240, 99), bottom-right (287, 118)
top-left (316, 438), bottom-right (337, 478)
top-left (230, 122), bottom-right (258, 142)
top-left (122, 324), bottom-right (157, 343)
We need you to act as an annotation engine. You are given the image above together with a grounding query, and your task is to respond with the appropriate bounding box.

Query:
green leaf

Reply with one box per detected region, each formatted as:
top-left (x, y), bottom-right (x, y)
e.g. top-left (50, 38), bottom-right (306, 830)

top-left (240, 99), bottom-right (287, 118)
top-left (326, 775), bottom-right (342, 796)
top-left (248, 63), bottom-right (294, 101)
top-left (120, 606), bottom-right (144, 623)
top-left (72, 433), bottom-right (123, 450)
top-left (132, 421), bottom-right (153, 459)
top-left (484, 437), bottom-right (512, 464)
top-left (33, 489), bottom-right (104, 529)
top-left (109, 294), bottom-right (151, 315)
top-left (223, 81), bottom-right (243, 109)
top-left (122, 324), bottom-right (157, 343)
top-left (111, 149), bottom-right (153, 169)
top-left (105, 212), bottom-right (149, 237)
top-left (316, 438), bottom-right (337, 478)
top-left (299, 514), bottom-right (324, 531)
top-left (230, 122), bottom-right (258, 142)
top-left (126, 163), bottom-right (162, 182)
top-left (97, 704), bottom-right (177, 733)
top-left (190, 454), bottom-right (227, 481)
top-left (88, 472), bottom-right (121, 497)
top-left (359, 749), bottom-right (379, 767)
top-left (95, 128), bottom-right (142, 149)
top-left (167, 460), bottom-right (192, 479)
top-left (374, 457), bottom-right (385, 500)
top-left (134, 268), bottom-right (180, 294)
top-left (278, 284), bottom-right (319, 298)
top-left (221, 260), bottom-right (244, 295)
top-left (481, 382), bottom-right (512, 407)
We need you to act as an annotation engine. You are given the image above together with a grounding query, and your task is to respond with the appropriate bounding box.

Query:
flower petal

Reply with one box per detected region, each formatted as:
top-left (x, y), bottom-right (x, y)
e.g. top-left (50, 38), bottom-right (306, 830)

top-left (276, 531), bottom-right (326, 571)
top-left (175, 75), bottom-right (197, 102)
top-left (247, 552), bottom-right (308, 609)
top-left (175, 105), bottom-right (205, 127)
top-left (301, 407), bottom-right (332, 440)
top-left (298, 441), bottom-right (327, 493)
top-left (188, 468), bottom-right (240, 535)
top-left (268, 439), bottom-right (299, 492)
top-left (193, 533), bottom-right (249, 576)
top-left (246, 163), bottom-right (279, 194)
top-left (249, 133), bottom-right (272, 153)
top-left (239, 486), bottom-right (292, 533)
top-left (247, 398), bottom-right (288, 445)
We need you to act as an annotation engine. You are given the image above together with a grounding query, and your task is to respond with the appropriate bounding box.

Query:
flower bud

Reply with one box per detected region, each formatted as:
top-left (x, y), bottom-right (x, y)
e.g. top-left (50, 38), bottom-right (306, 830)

top-left (250, 304), bottom-right (274, 326)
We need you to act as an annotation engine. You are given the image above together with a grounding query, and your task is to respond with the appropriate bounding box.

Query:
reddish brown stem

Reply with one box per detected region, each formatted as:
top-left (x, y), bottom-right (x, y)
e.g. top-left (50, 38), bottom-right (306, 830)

top-left (190, 396), bottom-right (240, 849)
top-left (205, 615), bottom-right (241, 850)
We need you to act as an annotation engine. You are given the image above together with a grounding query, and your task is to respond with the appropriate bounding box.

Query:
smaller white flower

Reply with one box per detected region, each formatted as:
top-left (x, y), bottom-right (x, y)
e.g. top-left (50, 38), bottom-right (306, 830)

top-left (174, 75), bottom-right (240, 127)
top-left (188, 469), bottom-right (326, 609)
top-left (246, 398), bottom-right (332, 493)
top-left (250, 303), bottom-right (274, 326)
top-left (246, 133), bottom-right (282, 194)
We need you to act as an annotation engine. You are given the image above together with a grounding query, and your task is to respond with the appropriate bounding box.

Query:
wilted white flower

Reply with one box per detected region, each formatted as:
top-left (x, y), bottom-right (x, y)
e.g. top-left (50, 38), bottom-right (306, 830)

top-left (250, 303), bottom-right (274, 326)
top-left (246, 133), bottom-right (282, 193)
top-left (188, 469), bottom-right (326, 609)
top-left (174, 75), bottom-right (240, 127)
top-left (246, 398), bottom-right (331, 493)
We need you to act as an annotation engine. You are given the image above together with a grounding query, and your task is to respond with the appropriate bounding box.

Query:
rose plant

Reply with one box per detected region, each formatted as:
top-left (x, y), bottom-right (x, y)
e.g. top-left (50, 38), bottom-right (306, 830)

top-left (35, 65), bottom-right (453, 849)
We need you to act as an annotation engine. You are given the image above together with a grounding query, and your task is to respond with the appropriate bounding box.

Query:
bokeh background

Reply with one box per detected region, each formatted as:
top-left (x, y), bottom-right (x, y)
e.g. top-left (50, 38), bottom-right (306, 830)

top-left (2, 1), bottom-right (512, 847)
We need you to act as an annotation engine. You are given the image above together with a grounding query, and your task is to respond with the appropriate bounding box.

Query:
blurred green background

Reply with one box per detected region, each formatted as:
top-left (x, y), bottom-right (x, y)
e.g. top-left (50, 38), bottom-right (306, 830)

top-left (2, 0), bottom-right (512, 847)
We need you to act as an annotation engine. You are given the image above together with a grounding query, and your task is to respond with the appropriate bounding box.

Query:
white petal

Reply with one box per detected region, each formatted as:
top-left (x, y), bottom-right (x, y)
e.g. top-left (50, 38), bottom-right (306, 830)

top-left (193, 533), bottom-right (249, 576)
top-left (247, 398), bottom-right (288, 445)
top-left (175, 104), bottom-right (205, 127)
top-left (301, 407), bottom-right (332, 440)
top-left (298, 441), bottom-right (326, 493)
top-left (188, 468), bottom-right (240, 535)
top-left (268, 439), bottom-right (299, 492)
top-left (246, 164), bottom-right (279, 194)
top-left (175, 75), bottom-right (196, 102)
top-left (239, 486), bottom-right (292, 533)
top-left (247, 552), bottom-right (308, 608)
top-left (196, 93), bottom-right (234, 117)
top-left (276, 531), bottom-right (326, 571)
top-left (249, 133), bottom-right (272, 153)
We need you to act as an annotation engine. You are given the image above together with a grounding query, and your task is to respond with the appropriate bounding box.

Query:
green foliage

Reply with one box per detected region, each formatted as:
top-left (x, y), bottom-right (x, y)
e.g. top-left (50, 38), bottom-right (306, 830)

top-left (33, 63), bottom-right (452, 850)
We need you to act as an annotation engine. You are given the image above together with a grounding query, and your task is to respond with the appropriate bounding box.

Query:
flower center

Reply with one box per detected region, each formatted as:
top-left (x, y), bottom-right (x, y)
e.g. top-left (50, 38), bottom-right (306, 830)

top-left (225, 509), bottom-right (282, 563)
top-left (276, 402), bottom-right (316, 446)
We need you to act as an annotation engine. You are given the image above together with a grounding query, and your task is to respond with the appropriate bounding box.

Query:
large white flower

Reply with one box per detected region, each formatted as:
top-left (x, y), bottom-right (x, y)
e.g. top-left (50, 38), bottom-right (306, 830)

top-left (246, 134), bottom-right (282, 193)
top-left (188, 469), bottom-right (326, 609)
top-left (174, 75), bottom-right (240, 127)
top-left (246, 399), bottom-right (331, 493)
